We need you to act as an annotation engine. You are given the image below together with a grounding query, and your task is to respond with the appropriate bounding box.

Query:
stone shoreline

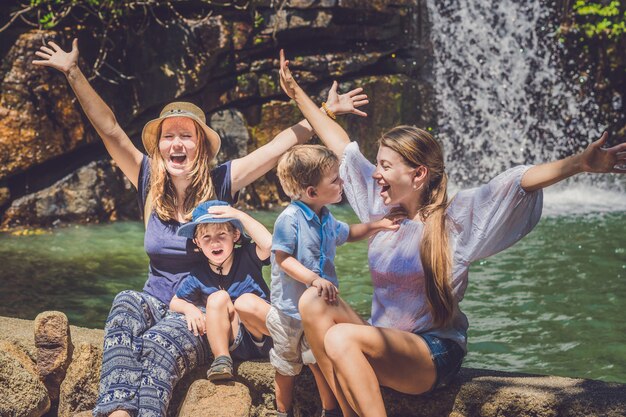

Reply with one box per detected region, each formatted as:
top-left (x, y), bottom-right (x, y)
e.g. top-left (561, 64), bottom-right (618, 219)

top-left (1, 314), bottom-right (625, 417)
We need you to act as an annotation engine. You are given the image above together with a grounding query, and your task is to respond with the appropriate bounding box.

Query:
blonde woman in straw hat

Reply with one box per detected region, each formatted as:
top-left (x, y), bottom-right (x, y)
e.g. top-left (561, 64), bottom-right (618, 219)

top-left (33, 39), bottom-right (369, 417)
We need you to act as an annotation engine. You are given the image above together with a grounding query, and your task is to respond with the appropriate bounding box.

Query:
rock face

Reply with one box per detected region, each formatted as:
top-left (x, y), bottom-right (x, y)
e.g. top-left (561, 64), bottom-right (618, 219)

top-left (1, 314), bottom-right (626, 417)
top-left (0, 0), bottom-right (433, 227)
top-left (34, 311), bottom-right (73, 405)
top-left (0, 31), bottom-right (90, 181)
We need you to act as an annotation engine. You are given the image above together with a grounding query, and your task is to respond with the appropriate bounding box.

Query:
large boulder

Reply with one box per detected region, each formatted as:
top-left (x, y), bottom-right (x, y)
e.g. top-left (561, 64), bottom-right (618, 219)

top-left (0, 339), bottom-right (38, 376)
top-left (1, 159), bottom-right (137, 229)
top-left (58, 342), bottom-right (102, 417)
top-left (0, 349), bottom-right (50, 417)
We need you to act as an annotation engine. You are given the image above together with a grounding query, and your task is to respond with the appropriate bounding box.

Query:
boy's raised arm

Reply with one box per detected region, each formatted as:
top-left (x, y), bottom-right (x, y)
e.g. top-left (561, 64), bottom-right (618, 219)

top-left (207, 205), bottom-right (272, 260)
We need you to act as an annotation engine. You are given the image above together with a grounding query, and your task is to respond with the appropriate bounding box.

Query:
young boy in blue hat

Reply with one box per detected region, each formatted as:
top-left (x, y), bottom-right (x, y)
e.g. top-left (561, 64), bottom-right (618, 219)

top-left (171, 200), bottom-right (273, 381)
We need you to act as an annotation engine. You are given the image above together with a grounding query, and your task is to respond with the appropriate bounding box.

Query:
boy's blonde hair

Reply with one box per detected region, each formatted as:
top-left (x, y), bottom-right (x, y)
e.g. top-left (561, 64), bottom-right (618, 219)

top-left (194, 222), bottom-right (237, 239)
top-left (277, 145), bottom-right (339, 200)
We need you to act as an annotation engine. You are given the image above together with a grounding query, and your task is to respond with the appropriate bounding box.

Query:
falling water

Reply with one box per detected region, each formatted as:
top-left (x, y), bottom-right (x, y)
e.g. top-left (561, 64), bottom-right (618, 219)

top-left (426, 0), bottom-right (625, 213)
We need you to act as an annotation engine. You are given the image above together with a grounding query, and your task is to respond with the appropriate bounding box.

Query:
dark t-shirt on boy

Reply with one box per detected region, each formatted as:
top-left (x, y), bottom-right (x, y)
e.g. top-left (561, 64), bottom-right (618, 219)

top-left (175, 241), bottom-right (271, 305)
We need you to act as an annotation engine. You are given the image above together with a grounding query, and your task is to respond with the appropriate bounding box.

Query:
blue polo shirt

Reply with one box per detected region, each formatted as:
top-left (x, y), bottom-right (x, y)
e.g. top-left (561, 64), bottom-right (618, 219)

top-left (270, 201), bottom-right (350, 319)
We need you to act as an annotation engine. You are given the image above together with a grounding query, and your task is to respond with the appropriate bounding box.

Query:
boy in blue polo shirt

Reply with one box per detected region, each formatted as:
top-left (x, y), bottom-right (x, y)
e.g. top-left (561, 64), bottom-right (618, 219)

top-left (170, 200), bottom-right (273, 381)
top-left (269, 145), bottom-right (400, 417)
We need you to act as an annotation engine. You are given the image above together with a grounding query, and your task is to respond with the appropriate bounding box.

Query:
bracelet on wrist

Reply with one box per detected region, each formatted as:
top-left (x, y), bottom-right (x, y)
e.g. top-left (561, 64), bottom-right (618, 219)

top-left (321, 102), bottom-right (337, 120)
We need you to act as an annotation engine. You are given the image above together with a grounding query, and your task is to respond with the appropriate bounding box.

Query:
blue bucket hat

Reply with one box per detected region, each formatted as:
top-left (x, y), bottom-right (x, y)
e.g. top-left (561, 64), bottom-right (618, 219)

top-left (177, 200), bottom-right (245, 239)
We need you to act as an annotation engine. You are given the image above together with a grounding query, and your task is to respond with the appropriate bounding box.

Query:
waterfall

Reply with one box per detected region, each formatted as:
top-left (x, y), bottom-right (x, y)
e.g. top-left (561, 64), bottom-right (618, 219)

top-left (426, 0), bottom-right (625, 214)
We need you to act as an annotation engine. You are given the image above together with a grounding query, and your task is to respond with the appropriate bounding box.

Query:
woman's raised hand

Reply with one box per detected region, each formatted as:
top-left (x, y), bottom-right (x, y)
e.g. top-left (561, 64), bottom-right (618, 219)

top-left (33, 38), bottom-right (79, 75)
top-left (279, 49), bottom-right (300, 99)
top-left (279, 50), bottom-right (369, 117)
top-left (580, 132), bottom-right (626, 174)
top-left (325, 81), bottom-right (368, 117)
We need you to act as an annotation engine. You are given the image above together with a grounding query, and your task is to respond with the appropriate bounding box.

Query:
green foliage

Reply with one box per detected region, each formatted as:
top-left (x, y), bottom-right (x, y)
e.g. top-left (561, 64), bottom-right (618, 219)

top-left (253, 10), bottom-right (264, 29)
top-left (571, 1), bottom-right (626, 38)
top-left (3, 0), bottom-right (254, 81)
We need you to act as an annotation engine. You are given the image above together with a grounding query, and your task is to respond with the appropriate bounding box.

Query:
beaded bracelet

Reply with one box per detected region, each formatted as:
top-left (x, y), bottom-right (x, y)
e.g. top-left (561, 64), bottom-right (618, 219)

top-left (321, 102), bottom-right (337, 120)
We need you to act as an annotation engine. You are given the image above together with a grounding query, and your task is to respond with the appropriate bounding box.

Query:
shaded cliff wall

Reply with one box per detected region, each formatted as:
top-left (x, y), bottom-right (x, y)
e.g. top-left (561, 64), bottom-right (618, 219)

top-left (0, 0), bottom-right (434, 228)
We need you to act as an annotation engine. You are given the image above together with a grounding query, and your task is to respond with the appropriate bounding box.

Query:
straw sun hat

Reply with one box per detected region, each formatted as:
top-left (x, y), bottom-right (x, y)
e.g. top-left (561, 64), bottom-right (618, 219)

top-left (141, 102), bottom-right (221, 157)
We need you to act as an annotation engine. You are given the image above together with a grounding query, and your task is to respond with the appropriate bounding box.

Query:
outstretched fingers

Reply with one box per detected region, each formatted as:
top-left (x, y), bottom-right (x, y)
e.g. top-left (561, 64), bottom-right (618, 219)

top-left (40, 45), bottom-right (55, 55)
top-left (608, 142), bottom-right (626, 154)
top-left (34, 51), bottom-right (51, 60)
top-left (47, 40), bottom-right (62, 52)
top-left (347, 87), bottom-right (364, 97)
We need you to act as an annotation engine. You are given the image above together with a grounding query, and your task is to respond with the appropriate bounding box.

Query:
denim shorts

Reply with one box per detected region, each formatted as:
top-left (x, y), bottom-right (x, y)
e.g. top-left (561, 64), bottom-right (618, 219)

top-left (417, 332), bottom-right (465, 391)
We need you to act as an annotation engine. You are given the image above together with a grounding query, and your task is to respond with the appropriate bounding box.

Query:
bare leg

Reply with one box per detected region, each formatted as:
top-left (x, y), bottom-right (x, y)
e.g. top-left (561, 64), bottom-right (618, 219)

top-left (205, 290), bottom-right (239, 357)
top-left (275, 372), bottom-right (296, 414)
top-left (309, 363), bottom-right (338, 411)
top-left (324, 324), bottom-right (436, 417)
top-left (234, 293), bottom-right (271, 339)
top-left (299, 287), bottom-right (366, 417)
top-left (108, 411), bottom-right (131, 417)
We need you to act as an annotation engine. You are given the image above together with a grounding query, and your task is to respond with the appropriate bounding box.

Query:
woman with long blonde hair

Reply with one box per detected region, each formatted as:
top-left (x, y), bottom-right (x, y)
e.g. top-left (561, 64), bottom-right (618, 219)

top-left (278, 50), bottom-right (626, 417)
top-left (32, 40), bottom-right (369, 416)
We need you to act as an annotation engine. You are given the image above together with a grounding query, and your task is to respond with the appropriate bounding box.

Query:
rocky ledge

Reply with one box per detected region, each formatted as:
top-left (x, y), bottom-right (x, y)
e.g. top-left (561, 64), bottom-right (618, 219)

top-left (1, 313), bottom-right (624, 417)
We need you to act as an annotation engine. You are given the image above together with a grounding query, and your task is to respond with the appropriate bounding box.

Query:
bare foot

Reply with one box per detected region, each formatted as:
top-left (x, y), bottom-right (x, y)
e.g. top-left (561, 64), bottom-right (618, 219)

top-left (109, 410), bottom-right (131, 417)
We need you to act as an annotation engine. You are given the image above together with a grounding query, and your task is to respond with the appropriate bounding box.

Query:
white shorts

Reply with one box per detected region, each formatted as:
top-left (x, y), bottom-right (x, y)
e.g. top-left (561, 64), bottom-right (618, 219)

top-left (265, 306), bottom-right (315, 376)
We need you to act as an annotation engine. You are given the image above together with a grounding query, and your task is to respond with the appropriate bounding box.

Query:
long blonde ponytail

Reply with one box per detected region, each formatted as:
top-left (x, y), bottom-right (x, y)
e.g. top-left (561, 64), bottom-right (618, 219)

top-left (380, 126), bottom-right (455, 327)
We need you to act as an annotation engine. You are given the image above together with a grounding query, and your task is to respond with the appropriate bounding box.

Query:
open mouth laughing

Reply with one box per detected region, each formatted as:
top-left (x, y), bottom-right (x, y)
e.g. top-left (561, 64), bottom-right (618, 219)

top-left (170, 153), bottom-right (187, 165)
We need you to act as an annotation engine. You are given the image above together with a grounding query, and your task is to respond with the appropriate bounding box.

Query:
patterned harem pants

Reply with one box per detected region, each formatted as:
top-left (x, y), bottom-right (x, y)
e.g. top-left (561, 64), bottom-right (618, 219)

top-left (93, 290), bottom-right (211, 417)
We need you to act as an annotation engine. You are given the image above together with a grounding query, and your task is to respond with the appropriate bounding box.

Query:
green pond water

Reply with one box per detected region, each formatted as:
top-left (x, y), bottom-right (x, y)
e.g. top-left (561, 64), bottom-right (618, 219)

top-left (0, 206), bottom-right (624, 384)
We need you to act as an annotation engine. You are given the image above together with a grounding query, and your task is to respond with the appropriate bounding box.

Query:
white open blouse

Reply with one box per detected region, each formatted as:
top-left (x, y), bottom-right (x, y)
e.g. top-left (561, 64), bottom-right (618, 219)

top-left (339, 142), bottom-right (543, 351)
